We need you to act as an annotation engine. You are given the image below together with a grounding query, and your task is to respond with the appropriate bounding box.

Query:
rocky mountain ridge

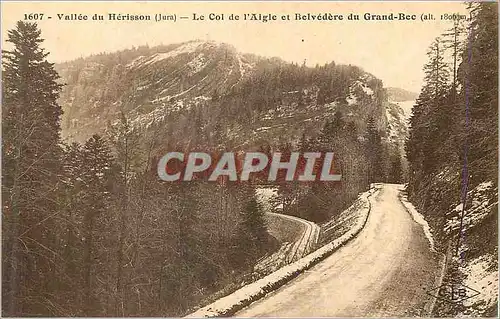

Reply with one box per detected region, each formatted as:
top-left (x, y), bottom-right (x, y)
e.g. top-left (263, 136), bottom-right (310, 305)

top-left (56, 40), bottom-right (408, 157)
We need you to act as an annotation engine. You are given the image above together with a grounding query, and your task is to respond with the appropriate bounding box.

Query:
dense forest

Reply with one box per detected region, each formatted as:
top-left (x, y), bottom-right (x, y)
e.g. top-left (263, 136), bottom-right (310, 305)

top-left (1, 22), bottom-right (272, 316)
top-left (1, 21), bottom-right (400, 316)
top-left (406, 2), bottom-right (497, 316)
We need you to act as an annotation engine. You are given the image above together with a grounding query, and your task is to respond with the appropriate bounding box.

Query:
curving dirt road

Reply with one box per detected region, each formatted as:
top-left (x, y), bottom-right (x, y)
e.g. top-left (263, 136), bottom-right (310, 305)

top-left (255, 212), bottom-right (320, 273)
top-left (237, 184), bottom-right (440, 317)
top-left (267, 212), bottom-right (320, 262)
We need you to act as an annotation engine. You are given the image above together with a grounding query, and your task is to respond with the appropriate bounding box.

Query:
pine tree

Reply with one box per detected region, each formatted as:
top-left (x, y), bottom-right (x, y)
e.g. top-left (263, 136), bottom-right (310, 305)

top-left (366, 116), bottom-right (384, 183)
top-left (60, 142), bottom-right (86, 314)
top-left (406, 37), bottom-right (453, 190)
top-left (106, 111), bottom-right (142, 314)
top-left (80, 135), bottom-right (116, 315)
top-left (458, 2), bottom-right (498, 183)
top-left (160, 182), bottom-right (205, 311)
top-left (423, 38), bottom-right (450, 99)
top-left (2, 21), bottom-right (63, 316)
top-left (389, 154), bottom-right (403, 184)
top-left (230, 189), bottom-right (267, 270)
top-left (242, 194), bottom-right (268, 245)
top-left (442, 20), bottom-right (466, 99)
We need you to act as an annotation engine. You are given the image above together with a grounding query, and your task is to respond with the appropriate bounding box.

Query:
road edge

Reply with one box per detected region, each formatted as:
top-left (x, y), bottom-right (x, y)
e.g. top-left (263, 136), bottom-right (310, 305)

top-left (426, 241), bottom-right (453, 316)
top-left (185, 185), bottom-right (379, 318)
top-left (397, 185), bottom-right (450, 316)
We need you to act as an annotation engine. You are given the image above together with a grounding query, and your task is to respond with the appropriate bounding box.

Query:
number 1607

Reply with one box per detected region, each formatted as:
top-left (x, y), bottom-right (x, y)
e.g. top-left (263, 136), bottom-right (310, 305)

top-left (24, 13), bottom-right (45, 20)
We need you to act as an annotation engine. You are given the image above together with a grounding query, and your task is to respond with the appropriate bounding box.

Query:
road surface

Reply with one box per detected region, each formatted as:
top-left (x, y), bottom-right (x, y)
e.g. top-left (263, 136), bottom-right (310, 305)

top-left (236, 184), bottom-right (440, 317)
top-left (255, 212), bottom-right (320, 273)
top-left (267, 212), bottom-right (320, 262)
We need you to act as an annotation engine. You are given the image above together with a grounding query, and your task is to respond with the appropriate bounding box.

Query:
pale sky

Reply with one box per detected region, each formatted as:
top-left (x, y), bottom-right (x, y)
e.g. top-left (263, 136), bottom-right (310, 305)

top-left (2, 1), bottom-right (467, 92)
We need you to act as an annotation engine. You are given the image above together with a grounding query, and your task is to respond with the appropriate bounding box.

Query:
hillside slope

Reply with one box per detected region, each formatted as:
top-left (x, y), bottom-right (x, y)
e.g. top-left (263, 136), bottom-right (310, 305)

top-left (55, 41), bottom-right (409, 227)
top-left (405, 3), bottom-right (498, 317)
top-left (56, 40), bottom-right (400, 153)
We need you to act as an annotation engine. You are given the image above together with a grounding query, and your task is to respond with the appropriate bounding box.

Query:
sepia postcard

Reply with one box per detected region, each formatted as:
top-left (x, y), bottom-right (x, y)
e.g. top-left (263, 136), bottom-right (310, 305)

top-left (1, 1), bottom-right (498, 317)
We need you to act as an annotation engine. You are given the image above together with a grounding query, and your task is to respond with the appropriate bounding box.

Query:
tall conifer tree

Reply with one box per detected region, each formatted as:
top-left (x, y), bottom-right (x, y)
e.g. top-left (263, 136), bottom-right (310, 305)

top-left (2, 22), bottom-right (63, 316)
